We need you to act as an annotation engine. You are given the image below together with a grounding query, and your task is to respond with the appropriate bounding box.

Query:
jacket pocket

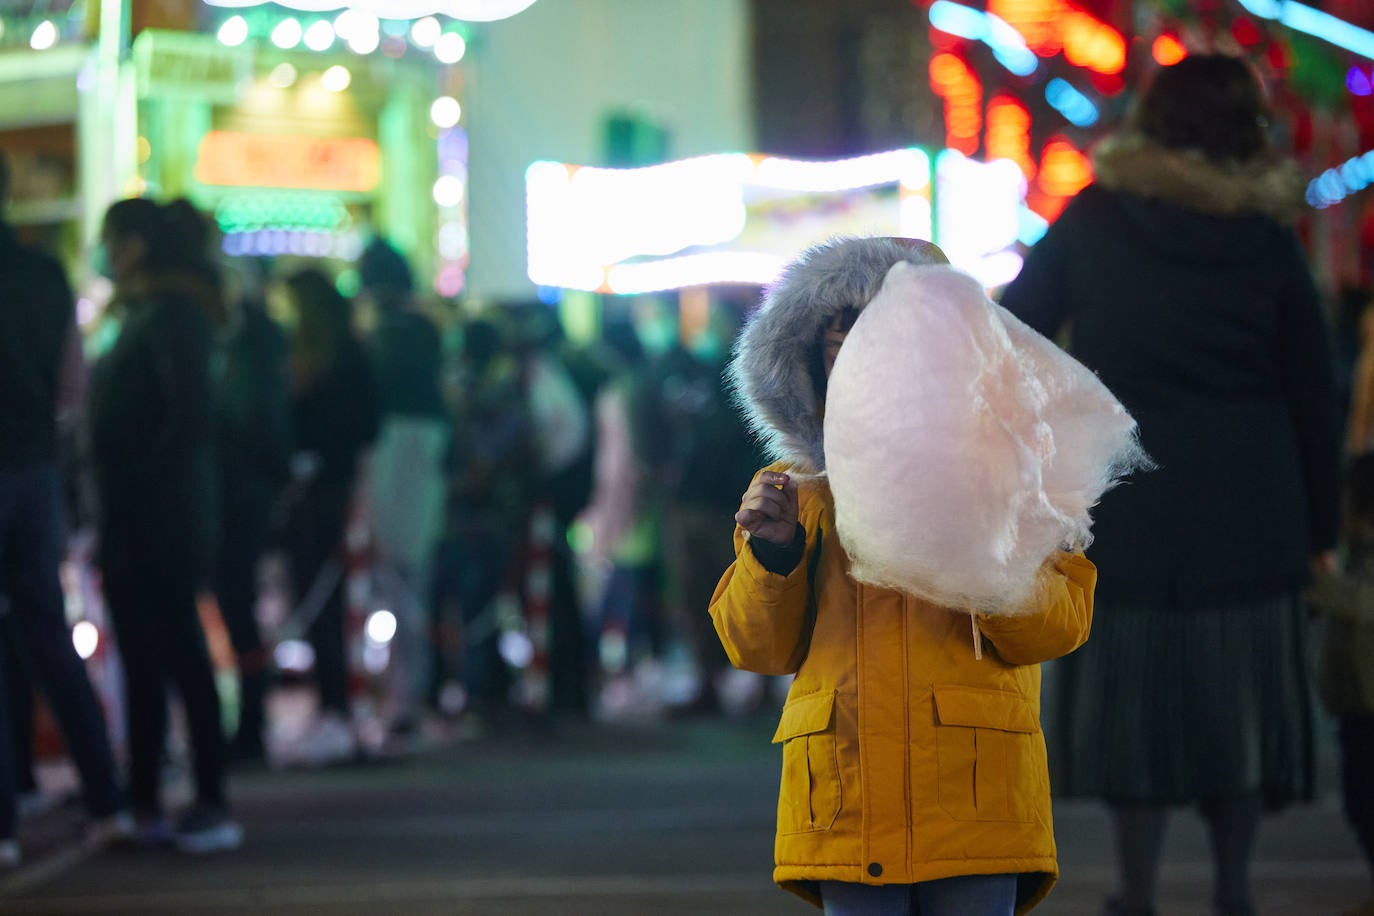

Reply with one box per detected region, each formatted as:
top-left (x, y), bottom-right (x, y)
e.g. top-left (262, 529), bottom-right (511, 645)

top-left (772, 689), bottom-right (841, 834)
top-left (933, 684), bottom-right (1039, 823)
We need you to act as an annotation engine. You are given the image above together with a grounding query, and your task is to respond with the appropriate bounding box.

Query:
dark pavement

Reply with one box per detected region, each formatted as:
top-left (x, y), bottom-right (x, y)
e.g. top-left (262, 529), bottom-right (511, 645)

top-left (0, 713), bottom-right (1366, 915)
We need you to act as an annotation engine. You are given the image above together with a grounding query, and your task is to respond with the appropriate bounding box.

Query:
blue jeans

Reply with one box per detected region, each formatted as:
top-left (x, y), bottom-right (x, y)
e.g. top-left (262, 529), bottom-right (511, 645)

top-left (819, 875), bottom-right (1018, 916)
top-left (0, 465), bottom-right (123, 837)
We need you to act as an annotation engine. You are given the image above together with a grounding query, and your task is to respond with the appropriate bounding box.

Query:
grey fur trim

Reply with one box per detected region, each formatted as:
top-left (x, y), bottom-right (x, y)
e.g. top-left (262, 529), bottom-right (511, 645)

top-left (728, 236), bottom-right (948, 473)
top-left (1093, 134), bottom-right (1307, 224)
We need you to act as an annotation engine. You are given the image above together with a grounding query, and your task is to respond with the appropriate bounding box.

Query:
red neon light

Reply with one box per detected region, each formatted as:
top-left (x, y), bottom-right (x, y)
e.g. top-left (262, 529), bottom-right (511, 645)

top-left (195, 131), bottom-right (382, 192)
top-left (1039, 137), bottom-right (1093, 197)
top-left (986, 95), bottom-right (1036, 180)
top-left (1152, 34), bottom-right (1188, 66)
top-left (930, 53), bottom-right (982, 157)
top-left (988, 0), bottom-right (1125, 74)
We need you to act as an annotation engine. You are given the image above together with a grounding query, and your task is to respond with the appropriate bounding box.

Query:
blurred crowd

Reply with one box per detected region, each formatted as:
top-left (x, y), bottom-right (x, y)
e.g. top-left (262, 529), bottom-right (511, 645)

top-left (0, 165), bottom-right (768, 863)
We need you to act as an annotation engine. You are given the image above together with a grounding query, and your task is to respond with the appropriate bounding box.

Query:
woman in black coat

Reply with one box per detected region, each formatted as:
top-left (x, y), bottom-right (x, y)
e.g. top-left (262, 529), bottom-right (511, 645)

top-left (1000, 55), bottom-right (1340, 916)
top-left (89, 198), bottom-right (241, 852)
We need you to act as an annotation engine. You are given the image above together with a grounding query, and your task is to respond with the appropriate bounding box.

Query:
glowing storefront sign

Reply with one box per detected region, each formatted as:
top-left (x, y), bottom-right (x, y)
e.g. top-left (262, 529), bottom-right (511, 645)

top-left (935, 150), bottom-right (1028, 288)
top-left (195, 131), bottom-right (382, 192)
top-left (201, 0), bottom-right (538, 21)
top-left (525, 149), bottom-right (934, 294)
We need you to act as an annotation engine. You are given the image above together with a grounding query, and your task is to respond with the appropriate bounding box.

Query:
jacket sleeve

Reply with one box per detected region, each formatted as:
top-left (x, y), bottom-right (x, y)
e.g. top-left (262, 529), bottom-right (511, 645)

top-left (708, 516), bottom-right (817, 677)
top-left (977, 551), bottom-right (1096, 666)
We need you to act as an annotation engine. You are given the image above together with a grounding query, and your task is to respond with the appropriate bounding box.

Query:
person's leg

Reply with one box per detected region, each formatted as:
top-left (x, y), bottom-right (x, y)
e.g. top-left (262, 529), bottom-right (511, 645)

top-left (6, 468), bottom-right (122, 819)
top-left (912, 873), bottom-right (1018, 916)
top-left (458, 533), bottom-right (511, 714)
top-left (103, 568), bottom-right (167, 817)
top-left (818, 881), bottom-right (915, 916)
top-left (548, 535), bottom-right (588, 716)
top-left (0, 634), bottom-right (16, 843)
top-left (215, 514), bottom-right (267, 759)
top-left (1199, 792), bottom-right (1261, 916)
top-left (1108, 803), bottom-right (1168, 914)
top-left (1340, 714), bottom-right (1374, 884)
top-left (292, 484), bottom-right (350, 717)
top-left (150, 576), bottom-right (227, 809)
top-left (0, 616), bottom-right (37, 795)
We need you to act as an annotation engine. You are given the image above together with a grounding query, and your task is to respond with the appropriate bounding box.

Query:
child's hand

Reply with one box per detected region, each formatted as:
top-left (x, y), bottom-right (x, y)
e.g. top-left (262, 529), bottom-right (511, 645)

top-left (736, 471), bottom-right (799, 546)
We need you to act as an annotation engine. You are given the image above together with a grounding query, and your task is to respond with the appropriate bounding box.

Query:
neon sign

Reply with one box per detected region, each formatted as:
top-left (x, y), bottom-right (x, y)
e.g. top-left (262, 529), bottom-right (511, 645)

top-left (195, 131), bottom-right (382, 192)
top-left (201, 0), bottom-right (538, 21)
top-left (526, 150), bottom-right (934, 295)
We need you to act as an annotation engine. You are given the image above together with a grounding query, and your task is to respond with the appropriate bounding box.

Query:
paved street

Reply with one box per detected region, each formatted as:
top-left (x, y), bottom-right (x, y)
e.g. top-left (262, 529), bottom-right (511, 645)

top-left (0, 712), bottom-right (1366, 916)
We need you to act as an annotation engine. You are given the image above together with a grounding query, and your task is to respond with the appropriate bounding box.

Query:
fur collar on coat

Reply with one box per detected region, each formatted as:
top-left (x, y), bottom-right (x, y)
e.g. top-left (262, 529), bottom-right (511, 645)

top-left (728, 236), bottom-right (947, 474)
top-left (1091, 133), bottom-right (1308, 224)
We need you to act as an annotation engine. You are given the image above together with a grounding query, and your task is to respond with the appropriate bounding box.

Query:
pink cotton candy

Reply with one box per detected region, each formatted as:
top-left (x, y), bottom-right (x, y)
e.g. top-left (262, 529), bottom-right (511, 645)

top-left (823, 262), bottom-right (1148, 615)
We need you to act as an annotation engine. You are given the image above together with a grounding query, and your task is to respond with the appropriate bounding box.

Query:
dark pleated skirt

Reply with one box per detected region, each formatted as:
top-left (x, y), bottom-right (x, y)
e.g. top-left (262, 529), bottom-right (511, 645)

top-left (1047, 593), bottom-right (1315, 808)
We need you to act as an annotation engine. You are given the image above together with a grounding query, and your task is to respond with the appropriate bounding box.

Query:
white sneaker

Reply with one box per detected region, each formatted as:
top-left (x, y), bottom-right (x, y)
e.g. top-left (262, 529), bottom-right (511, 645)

top-left (287, 712), bottom-right (358, 768)
top-left (173, 805), bottom-right (244, 855)
top-left (0, 839), bottom-right (20, 869)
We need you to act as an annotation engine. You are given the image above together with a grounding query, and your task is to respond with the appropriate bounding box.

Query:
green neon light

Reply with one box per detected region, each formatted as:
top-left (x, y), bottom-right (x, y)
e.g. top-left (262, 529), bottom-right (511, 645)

top-left (214, 192), bottom-right (352, 233)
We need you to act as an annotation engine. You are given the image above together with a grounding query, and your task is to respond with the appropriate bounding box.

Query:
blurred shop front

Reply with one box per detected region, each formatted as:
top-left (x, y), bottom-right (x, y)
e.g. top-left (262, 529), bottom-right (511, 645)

top-left (0, 0), bottom-right (491, 300)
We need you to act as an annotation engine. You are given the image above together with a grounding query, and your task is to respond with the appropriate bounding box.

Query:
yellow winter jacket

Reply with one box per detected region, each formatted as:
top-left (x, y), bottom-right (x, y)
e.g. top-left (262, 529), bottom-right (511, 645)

top-left (709, 471), bottom-right (1096, 913)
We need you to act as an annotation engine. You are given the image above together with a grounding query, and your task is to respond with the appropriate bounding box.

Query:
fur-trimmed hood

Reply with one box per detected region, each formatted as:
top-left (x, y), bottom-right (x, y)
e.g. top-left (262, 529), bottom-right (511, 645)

top-left (1092, 133), bottom-right (1307, 224)
top-left (728, 236), bottom-right (947, 474)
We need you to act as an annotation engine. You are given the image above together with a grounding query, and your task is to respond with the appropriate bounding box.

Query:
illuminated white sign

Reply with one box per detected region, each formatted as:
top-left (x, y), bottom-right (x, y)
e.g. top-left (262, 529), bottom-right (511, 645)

top-left (202, 0), bottom-right (538, 22)
top-left (526, 149), bottom-right (935, 294)
top-left (935, 150), bottom-right (1027, 288)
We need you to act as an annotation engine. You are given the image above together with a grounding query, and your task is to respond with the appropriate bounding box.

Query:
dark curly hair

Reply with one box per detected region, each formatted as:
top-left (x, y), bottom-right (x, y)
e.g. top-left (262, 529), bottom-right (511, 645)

top-left (1133, 54), bottom-right (1271, 164)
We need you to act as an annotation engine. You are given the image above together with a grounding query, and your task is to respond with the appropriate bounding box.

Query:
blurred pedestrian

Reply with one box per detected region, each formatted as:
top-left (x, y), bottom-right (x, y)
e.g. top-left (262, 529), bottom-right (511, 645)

top-left (1308, 455), bottom-right (1374, 916)
top-left (89, 197), bottom-right (240, 852)
top-left (711, 236), bottom-right (1099, 915)
top-left (640, 302), bottom-right (767, 716)
top-left (277, 268), bottom-right (379, 766)
top-left (999, 55), bottom-right (1341, 916)
top-left (213, 271), bottom-right (291, 765)
top-left (357, 239), bottom-right (449, 743)
top-left (0, 154), bottom-right (131, 867)
top-left (581, 321), bottom-right (663, 686)
top-left (434, 316), bottom-right (535, 726)
top-left (515, 305), bottom-right (597, 717)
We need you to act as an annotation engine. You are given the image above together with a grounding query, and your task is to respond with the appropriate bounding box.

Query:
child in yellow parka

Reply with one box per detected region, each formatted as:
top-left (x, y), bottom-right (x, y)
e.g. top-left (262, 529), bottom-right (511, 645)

top-left (709, 237), bottom-right (1098, 916)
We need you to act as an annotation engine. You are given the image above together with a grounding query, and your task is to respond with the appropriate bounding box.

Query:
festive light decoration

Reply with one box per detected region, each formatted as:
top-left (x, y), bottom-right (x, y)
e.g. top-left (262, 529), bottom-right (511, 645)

top-left (1237, 0), bottom-right (1374, 61)
top-left (927, 1), bottom-right (1038, 76)
top-left (217, 15), bottom-right (249, 46)
top-left (526, 149), bottom-right (936, 294)
top-left (1307, 148), bottom-right (1374, 207)
top-left (1045, 77), bottom-right (1099, 127)
top-left (214, 193), bottom-right (352, 234)
top-left (29, 19), bottom-right (57, 51)
top-left (1152, 33), bottom-right (1188, 65)
top-left (1351, 66), bottom-right (1374, 96)
top-left (988, 0), bottom-right (1125, 74)
top-left (986, 95), bottom-right (1036, 179)
top-left (202, 0), bottom-right (538, 22)
top-left (320, 64), bottom-right (351, 91)
top-left (1038, 137), bottom-right (1093, 197)
top-left (930, 53), bottom-right (983, 156)
top-left (434, 126), bottom-right (469, 296)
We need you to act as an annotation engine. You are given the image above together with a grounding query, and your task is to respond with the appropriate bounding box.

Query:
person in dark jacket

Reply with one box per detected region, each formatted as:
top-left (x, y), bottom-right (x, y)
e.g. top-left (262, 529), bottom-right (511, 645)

top-left (213, 287), bottom-right (291, 764)
top-left (89, 197), bottom-right (241, 852)
top-left (277, 268), bottom-right (379, 767)
top-left (0, 154), bottom-right (129, 866)
top-left (999, 55), bottom-right (1340, 916)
